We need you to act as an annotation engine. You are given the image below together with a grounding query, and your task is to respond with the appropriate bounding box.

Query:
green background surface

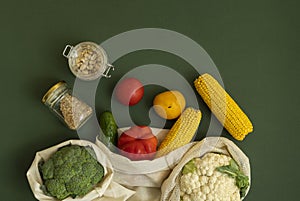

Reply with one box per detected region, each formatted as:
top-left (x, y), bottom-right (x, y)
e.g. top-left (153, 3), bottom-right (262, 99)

top-left (0, 0), bottom-right (299, 200)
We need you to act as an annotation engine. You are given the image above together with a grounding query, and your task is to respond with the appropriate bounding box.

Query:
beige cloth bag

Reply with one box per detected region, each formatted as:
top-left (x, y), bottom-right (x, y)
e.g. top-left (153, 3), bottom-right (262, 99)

top-left (95, 127), bottom-right (195, 188)
top-left (92, 182), bottom-right (135, 201)
top-left (26, 139), bottom-right (134, 201)
top-left (95, 127), bottom-right (196, 201)
top-left (160, 137), bottom-right (251, 201)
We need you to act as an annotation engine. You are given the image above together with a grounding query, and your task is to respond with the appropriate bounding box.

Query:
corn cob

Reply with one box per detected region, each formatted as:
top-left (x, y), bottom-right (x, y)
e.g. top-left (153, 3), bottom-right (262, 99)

top-left (156, 107), bottom-right (202, 158)
top-left (194, 73), bottom-right (253, 140)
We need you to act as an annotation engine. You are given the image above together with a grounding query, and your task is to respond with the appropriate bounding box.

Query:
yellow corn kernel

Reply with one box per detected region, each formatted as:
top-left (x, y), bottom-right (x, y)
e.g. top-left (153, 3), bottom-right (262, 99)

top-left (156, 107), bottom-right (202, 157)
top-left (194, 73), bottom-right (253, 140)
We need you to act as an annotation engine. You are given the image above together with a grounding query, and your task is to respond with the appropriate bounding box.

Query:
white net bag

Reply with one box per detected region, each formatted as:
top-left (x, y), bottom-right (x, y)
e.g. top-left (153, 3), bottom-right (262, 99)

top-left (160, 137), bottom-right (251, 201)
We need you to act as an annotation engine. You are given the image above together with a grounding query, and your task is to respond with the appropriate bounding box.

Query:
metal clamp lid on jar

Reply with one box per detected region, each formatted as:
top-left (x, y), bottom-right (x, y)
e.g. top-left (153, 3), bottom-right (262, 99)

top-left (42, 81), bottom-right (68, 106)
top-left (62, 41), bottom-right (114, 80)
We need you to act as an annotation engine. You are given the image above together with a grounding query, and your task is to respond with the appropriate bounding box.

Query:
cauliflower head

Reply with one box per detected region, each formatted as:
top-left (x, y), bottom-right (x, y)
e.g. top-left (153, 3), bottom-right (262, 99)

top-left (39, 145), bottom-right (104, 200)
top-left (179, 153), bottom-right (241, 201)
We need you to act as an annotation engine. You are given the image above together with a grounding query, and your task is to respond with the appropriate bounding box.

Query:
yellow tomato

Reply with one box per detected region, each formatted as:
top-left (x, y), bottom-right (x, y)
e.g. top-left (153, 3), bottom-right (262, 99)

top-left (153, 90), bottom-right (186, 120)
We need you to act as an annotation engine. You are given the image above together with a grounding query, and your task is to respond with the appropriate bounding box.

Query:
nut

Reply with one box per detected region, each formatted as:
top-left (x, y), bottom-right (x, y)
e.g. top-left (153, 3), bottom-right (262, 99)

top-left (71, 45), bottom-right (105, 79)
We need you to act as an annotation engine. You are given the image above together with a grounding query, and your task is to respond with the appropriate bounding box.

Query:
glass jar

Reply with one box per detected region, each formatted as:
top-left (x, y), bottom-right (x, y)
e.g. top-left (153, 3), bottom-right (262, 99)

top-left (42, 81), bottom-right (93, 130)
top-left (62, 41), bottom-right (114, 81)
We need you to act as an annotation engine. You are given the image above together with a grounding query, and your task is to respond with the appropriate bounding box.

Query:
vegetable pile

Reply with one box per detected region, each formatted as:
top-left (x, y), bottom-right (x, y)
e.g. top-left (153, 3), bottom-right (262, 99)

top-left (39, 145), bottom-right (104, 200)
top-left (179, 153), bottom-right (249, 201)
top-left (31, 41), bottom-right (254, 201)
top-left (98, 73), bottom-right (254, 162)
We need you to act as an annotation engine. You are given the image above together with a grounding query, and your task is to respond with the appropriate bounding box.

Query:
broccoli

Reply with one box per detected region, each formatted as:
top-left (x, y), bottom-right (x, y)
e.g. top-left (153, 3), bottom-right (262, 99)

top-left (39, 145), bottom-right (104, 200)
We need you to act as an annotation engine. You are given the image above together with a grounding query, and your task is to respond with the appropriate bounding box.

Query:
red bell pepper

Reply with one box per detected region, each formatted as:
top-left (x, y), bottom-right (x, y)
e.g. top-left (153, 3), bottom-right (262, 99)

top-left (117, 126), bottom-right (158, 160)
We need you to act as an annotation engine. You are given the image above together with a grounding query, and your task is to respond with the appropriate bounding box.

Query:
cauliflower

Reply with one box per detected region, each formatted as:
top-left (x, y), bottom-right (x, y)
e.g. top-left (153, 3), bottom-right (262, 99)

top-left (179, 153), bottom-right (248, 201)
top-left (39, 145), bottom-right (104, 200)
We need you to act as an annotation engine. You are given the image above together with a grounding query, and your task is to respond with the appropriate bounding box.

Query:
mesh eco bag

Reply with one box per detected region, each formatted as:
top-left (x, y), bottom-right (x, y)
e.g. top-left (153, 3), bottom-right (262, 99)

top-left (160, 137), bottom-right (251, 201)
top-left (26, 139), bottom-right (125, 201)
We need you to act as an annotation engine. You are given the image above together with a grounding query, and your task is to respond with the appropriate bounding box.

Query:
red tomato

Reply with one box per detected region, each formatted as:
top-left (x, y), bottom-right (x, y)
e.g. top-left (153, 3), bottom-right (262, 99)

top-left (115, 78), bottom-right (144, 106)
top-left (117, 126), bottom-right (158, 160)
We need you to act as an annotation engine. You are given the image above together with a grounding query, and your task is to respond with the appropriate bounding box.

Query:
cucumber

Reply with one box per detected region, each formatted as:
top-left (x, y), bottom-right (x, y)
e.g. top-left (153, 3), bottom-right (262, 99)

top-left (99, 111), bottom-right (118, 147)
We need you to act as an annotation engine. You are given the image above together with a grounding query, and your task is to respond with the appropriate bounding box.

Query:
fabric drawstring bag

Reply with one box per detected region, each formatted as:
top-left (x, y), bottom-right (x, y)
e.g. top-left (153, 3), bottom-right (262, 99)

top-left (26, 139), bottom-right (134, 201)
top-left (160, 137), bottom-right (251, 201)
top-left (95, 127), bottom-right (196, 201)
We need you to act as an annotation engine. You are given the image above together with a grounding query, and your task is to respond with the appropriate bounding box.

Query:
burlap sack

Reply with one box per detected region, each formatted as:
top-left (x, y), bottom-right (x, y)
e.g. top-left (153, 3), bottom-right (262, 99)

top-left (160, 137), bottom-right (251, 201)
top-left (95, 127), bottom-right (196, 201)
top-left (26, 139), bottom-right (128, 201)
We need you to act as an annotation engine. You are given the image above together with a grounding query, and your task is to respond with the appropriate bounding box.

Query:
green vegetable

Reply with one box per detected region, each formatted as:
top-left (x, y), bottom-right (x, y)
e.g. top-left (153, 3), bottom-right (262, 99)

top-left (99, 111), bottom-right (118, 148)
top-left (182, 159), bottom-right (197, 175)
top-left (39, 145), bottom-right (104, 200)
top-left (216, 159), bottom-right (250, 198)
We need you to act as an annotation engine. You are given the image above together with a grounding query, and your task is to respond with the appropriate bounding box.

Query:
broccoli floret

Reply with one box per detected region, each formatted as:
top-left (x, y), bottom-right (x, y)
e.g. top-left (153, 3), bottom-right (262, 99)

top-left (54, 163), bottom-right (76, 183)
top-left (80, 146), bottom-right (96, 161)
top-left (40, 145), bottom-right (104, 200)
top-left (82, 161), bottom-right (104, 184)
top-left (66, 175), bottom-right (91, 197)
top-left (91, 166), bottom-right (104, 185)
top-left (45, 179), bottom-right (69, 200)
top-left (40, 158), bottom-right (54, 180)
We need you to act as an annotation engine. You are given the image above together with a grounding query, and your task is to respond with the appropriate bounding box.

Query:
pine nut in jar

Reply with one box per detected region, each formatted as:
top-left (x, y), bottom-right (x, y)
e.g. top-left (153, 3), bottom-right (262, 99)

top-left (42, 81), bottom-right (93, 130)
